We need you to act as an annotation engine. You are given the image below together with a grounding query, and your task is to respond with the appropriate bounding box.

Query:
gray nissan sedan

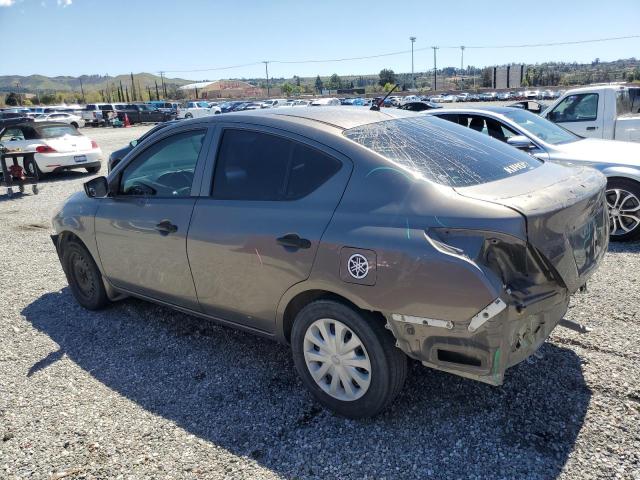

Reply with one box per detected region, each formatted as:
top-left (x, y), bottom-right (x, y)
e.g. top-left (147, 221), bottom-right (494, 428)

top-left (51, 107), bottom-right (608, 418)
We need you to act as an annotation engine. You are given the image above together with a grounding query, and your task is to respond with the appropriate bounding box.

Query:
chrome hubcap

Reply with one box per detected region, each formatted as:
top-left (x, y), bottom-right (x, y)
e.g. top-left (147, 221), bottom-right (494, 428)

top-left (606, 188), bottom-right (640, 237)
top-left (303, 318), bottom-right (372, 401)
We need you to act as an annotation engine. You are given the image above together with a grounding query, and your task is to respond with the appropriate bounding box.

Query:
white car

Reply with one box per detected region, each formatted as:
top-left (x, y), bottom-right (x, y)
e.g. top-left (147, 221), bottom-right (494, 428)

top-left (310, 98), bottom-right (341, 106)
top-left (261, 98), bottom-right (288, 108)
top-left (34, 112), bottom-right (85, 128)
top-left (291, 100), bottom-right (311, 107)
top-left (177, 101), bottom-right (220, 119)
top-left (0, 122), bottom-right (102, 175)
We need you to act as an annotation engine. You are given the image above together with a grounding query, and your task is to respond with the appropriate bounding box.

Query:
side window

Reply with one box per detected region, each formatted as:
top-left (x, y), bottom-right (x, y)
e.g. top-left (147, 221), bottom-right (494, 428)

top-left (212, 129), bottom-right (341, 201)
top-left (1, 128), bottom-right (25, 141)
top-left (286, 142), bottom-right (341, 200)
top-left (550, 93), bottom-right (598, 122)
top-left (119, 130), bottom-right (205, 197)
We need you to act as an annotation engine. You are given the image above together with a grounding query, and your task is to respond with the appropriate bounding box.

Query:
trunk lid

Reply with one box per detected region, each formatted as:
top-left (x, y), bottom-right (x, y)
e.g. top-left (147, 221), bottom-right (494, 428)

top-left (455, 163), bottom-right (608, 293)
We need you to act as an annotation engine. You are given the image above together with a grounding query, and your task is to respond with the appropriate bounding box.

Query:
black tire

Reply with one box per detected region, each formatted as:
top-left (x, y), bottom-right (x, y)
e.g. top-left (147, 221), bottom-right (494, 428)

top-left (184, 113), bottom-right (193, 119)
top-left (71, 122), bottom-right (79, 129)
top-left (86, 166), bottom-right (100, 174)
top-left (606, 178), bottom-right (640, 242)
top-left (23, 158), bottom-right (41, 178)
top-left (291, 300), bottom-right (407, 418)
top-left (62, 240), bottom-right (109, 310)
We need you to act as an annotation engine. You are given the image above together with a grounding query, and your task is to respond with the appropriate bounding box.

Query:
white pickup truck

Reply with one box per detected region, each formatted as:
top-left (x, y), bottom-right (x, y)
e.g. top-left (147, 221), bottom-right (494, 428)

top-left (542, 85), bottom-right (640, 142)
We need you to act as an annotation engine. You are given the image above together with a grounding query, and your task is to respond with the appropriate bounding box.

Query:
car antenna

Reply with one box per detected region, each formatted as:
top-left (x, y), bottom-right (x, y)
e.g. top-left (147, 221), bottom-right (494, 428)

top-left (370, 84), bottom-right (398, 111)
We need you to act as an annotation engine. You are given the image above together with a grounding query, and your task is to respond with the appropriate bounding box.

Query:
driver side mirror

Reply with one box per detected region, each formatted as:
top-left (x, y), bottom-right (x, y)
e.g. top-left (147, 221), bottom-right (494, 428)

top-left (84, 176), bottom-right (109, 198)
top-left (507, 135), bottom-right (535, 151)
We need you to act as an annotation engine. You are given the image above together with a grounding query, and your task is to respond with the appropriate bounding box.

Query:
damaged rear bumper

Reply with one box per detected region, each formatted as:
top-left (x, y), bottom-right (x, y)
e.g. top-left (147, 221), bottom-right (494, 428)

top-left (386, 285), bottom-right (570, 386)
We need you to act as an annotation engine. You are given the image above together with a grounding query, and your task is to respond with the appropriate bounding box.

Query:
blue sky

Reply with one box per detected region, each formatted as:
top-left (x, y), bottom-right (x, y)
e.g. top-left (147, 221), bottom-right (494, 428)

top-left (1, 0), bottom-right (638, 79)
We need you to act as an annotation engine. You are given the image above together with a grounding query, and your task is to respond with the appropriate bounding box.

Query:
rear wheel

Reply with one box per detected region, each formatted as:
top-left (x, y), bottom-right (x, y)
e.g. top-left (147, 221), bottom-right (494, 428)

top-left (606, 178), bottom-right (640, 242)
top-left (23, 158), bottom-right (41, 177)
top-left (185, 113), bottom-right (193, 119)
top-left (71, 122), bottom-right (79, 128)
top-left (291, 300), bottom-right (407, 418)
top-left (62, 241), bottom-right (109, 310)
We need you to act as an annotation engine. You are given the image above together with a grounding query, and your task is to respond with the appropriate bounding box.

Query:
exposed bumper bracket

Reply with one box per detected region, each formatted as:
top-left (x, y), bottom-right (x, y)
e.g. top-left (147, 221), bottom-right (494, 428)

top-left (558, 318), bottom-right (592, 334)
top-left (468, 298), bottom-right (507, 332)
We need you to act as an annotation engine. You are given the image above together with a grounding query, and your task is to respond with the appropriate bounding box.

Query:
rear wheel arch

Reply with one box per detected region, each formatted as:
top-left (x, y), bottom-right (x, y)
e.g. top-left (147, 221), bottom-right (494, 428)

top-left (280, 288), bottom-right (387, 344)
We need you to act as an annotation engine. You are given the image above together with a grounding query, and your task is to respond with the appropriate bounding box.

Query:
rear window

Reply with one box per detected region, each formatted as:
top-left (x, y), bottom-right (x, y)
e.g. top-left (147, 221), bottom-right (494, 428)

top-left (35, 125), bottom-right (81, 138)
top-left (616, 88), bottom-right (640, 117)
top-left (344, 116), bottom-right (541, 188)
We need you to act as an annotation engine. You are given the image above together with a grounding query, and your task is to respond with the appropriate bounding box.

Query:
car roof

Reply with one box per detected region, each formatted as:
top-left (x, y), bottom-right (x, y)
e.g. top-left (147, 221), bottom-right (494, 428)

top-left (225, 106), bottom-right (417, 130)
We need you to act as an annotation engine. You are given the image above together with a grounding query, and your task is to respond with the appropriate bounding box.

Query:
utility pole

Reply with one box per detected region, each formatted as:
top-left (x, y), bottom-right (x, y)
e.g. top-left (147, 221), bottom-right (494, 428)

top-left (155, 80), bottom-right (160, 101)
top-left (410, 36), bottom-right (416, 89)
top-left (159, 71), bottom-right (167, 99)
top-left (79, 77), bottom-right (86, 104)
top-left (460, 46), bottom-right (465, 90)
top-left (263, 61), bottom-right (270, 96)
top-left (431, 46), bottom-right (438, 91)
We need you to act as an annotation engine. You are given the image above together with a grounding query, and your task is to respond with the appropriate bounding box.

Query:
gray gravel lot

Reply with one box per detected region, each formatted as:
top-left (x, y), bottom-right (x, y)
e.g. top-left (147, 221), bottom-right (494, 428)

top-left (1, 120), bottom-right (639, 480)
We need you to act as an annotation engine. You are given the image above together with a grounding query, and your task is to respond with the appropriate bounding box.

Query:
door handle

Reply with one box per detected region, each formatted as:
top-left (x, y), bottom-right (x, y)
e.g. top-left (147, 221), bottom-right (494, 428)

top-left (276, 233), bottom-right (311, 249)
top-left (155, 220), bottom-right (178, 236)
top-left (586, 126), bottom-right (598, 131)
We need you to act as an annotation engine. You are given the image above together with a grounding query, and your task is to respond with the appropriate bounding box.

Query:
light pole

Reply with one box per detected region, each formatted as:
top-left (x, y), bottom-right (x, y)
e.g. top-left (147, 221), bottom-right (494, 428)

top-left (431, 46), bottom-right (438, 91)
top-left (263, 61), bottom-right (270, 96)
top-left (460, 46), bottom-right (465, 90)
top-left (410, 36), bottom-right (416, 89)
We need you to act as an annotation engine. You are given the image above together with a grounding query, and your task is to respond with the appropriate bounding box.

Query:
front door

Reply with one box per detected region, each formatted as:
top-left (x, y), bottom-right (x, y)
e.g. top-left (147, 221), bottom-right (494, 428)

top-left (95, 128), bottom-right (209, 309)
top-left (546, 92), bottom-right (604, 138)
top-left (187, 127), bottom-right (352, 332)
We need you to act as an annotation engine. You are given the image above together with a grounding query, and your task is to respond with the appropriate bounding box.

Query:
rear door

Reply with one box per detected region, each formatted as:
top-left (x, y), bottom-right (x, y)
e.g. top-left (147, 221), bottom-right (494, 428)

top-left (95, 126), bottom-right (210, 309)
top-left (187, 126), bottom-right (352, 332)
top-left (546, 92), bottom-right (604, 138)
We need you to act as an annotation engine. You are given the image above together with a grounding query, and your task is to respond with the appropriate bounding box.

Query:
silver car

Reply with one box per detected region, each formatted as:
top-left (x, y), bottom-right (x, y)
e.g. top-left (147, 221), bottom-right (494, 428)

top-left (429, 107), bottom-right (640, 241)
top-left (51, 107), bottom-right (608, 417)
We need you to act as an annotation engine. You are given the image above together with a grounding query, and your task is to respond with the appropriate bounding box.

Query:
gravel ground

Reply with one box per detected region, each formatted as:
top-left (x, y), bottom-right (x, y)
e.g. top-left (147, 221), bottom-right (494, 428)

top-left (1, 123), bottom-right (639, 480)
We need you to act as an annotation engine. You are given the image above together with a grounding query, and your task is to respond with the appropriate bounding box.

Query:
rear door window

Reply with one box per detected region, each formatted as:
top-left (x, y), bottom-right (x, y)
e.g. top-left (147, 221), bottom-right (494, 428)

top-left (212, 129), bottom-right (342, 201)
top-left (344, 116), bottom-right (541, 188)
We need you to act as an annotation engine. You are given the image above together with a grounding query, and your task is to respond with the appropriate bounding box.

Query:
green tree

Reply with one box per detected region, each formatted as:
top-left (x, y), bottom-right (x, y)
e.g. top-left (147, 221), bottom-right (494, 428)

top-left (281, 83), bottom-right (294, 97)
top-left (327, 73), bottom-right (342, 90)
top-left (315, 75), bottom-right (324, 93)
top-left (378, 69), bottom-right (396, 87)
top-left (383, 82), bottom-right (395, 92)
top-left (5, 92), bottom-right (19, 106)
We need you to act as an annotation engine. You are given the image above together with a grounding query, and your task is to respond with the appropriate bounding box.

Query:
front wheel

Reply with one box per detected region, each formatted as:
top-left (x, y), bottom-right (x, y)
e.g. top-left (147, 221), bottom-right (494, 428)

top-left (62, 241), bottom-right (109, 310)
top-left (291, 300), bottom-right (407, 418)
top-left (606, 178), bottom-right (640, 242)
top-left (184, 113), bottom-right (193, 119)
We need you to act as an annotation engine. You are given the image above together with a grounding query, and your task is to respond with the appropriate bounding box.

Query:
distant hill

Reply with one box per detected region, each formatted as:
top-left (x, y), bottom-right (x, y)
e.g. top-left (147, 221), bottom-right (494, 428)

top-left (0, 73), bottom-right (193, 94)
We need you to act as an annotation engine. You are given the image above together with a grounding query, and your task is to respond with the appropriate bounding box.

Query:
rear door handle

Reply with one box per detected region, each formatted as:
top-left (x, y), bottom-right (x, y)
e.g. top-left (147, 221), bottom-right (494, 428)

top-left (276, 233), bottom-right (311, 249)
top-left (586, 126), bottom-right (598, 131)
top-left (155, 220), bottom-right (178, 236)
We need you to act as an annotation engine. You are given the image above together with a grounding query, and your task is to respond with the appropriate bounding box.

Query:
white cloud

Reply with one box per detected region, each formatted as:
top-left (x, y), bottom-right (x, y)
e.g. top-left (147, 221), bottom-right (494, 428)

top-left (0, 0), bottom-right (16, 7)
top-left (57, 0), bottom-right (72, 6)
